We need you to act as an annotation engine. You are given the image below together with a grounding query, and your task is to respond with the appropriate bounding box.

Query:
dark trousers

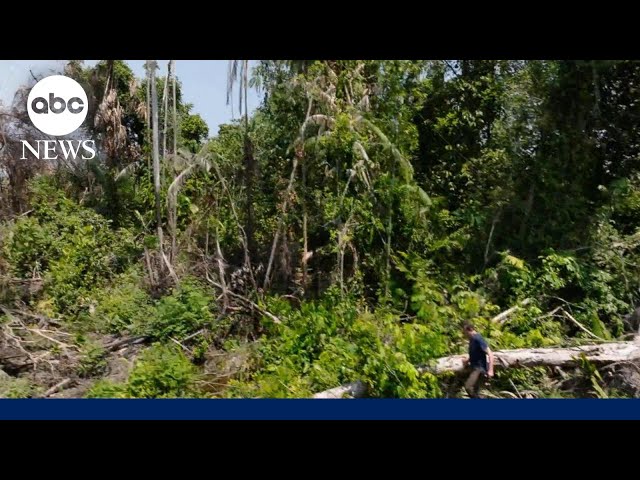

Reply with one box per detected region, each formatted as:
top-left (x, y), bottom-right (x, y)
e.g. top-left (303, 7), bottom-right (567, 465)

top-left (464, 367), bottom-right (487, 398)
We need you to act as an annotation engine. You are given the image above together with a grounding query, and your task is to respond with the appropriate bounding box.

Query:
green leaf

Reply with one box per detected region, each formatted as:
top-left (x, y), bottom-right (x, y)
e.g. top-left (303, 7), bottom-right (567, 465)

top-left (505, 255), bottom-right (525, 270)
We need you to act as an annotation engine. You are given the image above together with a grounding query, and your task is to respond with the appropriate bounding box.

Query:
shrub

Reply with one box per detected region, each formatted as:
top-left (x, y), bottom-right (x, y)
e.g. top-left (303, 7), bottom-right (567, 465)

top-left (126, 344), bottom-right (201, 398)
top-left (2, 179), bottom-right (139, 315)
top-left (87, 269), bottom-right (153, 334)
top-left (86, 344), bottom-right (201, 398)
top-left (144, 281), bottom-right (214, 341)
top-left (0, 376), bottom-right (39, 398)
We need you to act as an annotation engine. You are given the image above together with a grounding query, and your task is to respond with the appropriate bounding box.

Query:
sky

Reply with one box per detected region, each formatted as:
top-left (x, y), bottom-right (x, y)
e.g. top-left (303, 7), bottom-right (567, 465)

top-left (0, 60), bottom-right (262, 137)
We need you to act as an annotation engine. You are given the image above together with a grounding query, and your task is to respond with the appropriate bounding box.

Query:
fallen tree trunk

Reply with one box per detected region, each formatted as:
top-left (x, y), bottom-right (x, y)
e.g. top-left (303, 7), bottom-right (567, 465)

top-left (426, 340), bottom-right (640, 375)
top-left (312, 381), bottom-right (366, 399)
top-left (312, 339), bottom-right (640, 398)
top-left (103, 335), bottom-right (148, 352)
top-left (41, 378), bottom-right (73, 398)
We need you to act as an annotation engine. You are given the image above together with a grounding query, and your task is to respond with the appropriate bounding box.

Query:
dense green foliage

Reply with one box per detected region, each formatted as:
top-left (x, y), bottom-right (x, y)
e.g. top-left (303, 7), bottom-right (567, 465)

top-left (2, 179), bottom-right (140, 315)
top-left (86, 344), bottom-right (200, 398)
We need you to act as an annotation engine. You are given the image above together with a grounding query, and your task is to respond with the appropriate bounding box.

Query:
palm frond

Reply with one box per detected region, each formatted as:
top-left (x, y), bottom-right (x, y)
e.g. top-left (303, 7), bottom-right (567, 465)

top-left (352, 141), bottom-right (373, 190)
top-left (227, 60), bottom-right (239, 111)
top-left (358, 117), bottom-right (415, 183)
top-left (239, 60), bottom-right (246, 116)
top-left (166, 155), bottom-right (212, 214)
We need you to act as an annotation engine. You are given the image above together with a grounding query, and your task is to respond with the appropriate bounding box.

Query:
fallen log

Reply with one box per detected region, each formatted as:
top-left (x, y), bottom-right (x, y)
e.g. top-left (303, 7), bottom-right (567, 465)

top-left (312, 381), bottom-right (366, 399)
top-left (41, 378), bottom-right (73, 398)
top-left (312, 338), bottom-right (640, 398)
top-left (426, 340), bottom-right (640, 375)
top-left (103, 335), bottom-right (148, 352)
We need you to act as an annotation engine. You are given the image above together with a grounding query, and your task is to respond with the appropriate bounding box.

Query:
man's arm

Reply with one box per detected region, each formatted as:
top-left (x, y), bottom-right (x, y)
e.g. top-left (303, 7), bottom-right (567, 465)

top-left (486, 348), bottom-right (494, 377)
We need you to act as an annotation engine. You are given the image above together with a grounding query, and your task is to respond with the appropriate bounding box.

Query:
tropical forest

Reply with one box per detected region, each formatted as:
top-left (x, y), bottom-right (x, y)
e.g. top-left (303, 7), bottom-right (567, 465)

top-left (1, 60), bottom-right (640, 399)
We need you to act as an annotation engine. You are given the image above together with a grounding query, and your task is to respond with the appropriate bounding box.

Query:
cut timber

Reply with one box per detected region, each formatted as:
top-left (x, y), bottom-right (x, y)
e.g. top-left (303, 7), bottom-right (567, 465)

top-left (312, 339), bottom-right (640, 398)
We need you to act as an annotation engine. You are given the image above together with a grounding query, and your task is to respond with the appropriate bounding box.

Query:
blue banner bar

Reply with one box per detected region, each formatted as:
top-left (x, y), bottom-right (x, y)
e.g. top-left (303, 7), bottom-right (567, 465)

top-left (1, 399), bottom-right (639, 420)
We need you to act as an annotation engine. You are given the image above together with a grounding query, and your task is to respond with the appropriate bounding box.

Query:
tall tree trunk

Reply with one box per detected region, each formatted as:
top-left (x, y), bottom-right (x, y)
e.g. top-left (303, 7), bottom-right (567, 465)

top-left (170, 61), bottom-right (178, 261)
top-left (162, 61), bottom-right (171, 158)
top-left (484, 210), bottom-right (501, 268)
top-left (243, 61), bottom-right (256, 265)
top-left (302, 155), bottom-right (308, 291)
top-left (147, 60), bottom-right (178, 284)
top-left (146, 70), bottom-right (151, 183)
top-left (148, 61), bottom-right (162, 248)
top-left (172, 60), bottom-right (177, 155)
top-left (385, 211), bottom-right (392, 300)
top-left (148, 60), bottom-right (178, 284)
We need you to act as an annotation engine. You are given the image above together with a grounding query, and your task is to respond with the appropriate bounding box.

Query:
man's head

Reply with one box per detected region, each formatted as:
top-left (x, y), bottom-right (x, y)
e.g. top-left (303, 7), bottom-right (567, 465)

top-left (462, 321), bottom-right (476, 339)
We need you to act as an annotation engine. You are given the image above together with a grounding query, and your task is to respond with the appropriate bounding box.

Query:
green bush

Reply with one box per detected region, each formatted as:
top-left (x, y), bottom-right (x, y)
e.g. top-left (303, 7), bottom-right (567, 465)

top-left (86, 344), bottom-right (201, 398)
top-left (2, 179), bottom-right (140, 315)
top-left (0, 377), bottom-right (39, 398)
top-left (226, 295), bottom-right (448, 398)
top-left (87, 269), bottom-right (153, 334)
top-left (77, 342), bottom-right (108, 378)
top-left (126, 344), bottom-right (201, 398)
top-left (85, 380), bottom-right (128, 398)
top-left (144, 281), bottom-right (214, 341)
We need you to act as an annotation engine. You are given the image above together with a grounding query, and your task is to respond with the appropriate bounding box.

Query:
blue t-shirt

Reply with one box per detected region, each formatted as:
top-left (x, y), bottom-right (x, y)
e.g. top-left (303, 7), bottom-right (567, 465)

top-left (468, 333), bottom-right (489, 372)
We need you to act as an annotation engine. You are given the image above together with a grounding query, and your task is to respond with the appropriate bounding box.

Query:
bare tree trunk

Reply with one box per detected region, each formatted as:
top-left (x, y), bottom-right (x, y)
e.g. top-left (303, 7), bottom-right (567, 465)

top-left (339, 244), bottom-right (345, 297)
top-left (143, 247), bottom-right (156, 287)
top-left (148, 60), bottom-right (178, 285)
top-left (162, 62), bottom-right (170, 158)
top-left (146, 72), bottom-right (151, 182)
top-left (148, 61), bottom-right (162, 249)
top-left (302, 155), bottom-right (308, 290)
top-left (484, 210), bottom-right (500, 267)
top-left (385, 211), bottom-right (392, 300)
top-left (172, 60), bottom-right (177, 155)
top-left (215, 214), bottom-right (229, 311)
top-left (169, 60), bottom-right (177, 262)
top-left (313, 339), bottom-right (640, 398)
top-left (243, 61), bottom-right (257, 266)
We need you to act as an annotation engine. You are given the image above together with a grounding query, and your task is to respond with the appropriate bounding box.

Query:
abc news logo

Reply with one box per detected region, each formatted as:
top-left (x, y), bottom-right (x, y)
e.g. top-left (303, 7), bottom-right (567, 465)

top-left (21, 75), bottom-right (96, 160)
top-left (31, 93), bottom-right (85, 114)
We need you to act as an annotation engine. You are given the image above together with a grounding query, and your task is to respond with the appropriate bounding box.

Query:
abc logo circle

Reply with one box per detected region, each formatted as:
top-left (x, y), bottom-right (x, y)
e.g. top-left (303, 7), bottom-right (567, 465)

top-left (27, 75), bottom-right (88, 136)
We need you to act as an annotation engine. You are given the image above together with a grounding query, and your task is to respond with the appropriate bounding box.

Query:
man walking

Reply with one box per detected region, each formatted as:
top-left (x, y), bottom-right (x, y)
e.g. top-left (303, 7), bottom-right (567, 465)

top-left (462, 322), bottom-right (494, 398)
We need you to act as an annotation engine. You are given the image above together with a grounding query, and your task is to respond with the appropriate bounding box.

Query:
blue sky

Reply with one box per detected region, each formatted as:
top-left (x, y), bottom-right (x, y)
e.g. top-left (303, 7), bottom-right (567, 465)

top-left (0, 60), bottom-right (262, 137)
